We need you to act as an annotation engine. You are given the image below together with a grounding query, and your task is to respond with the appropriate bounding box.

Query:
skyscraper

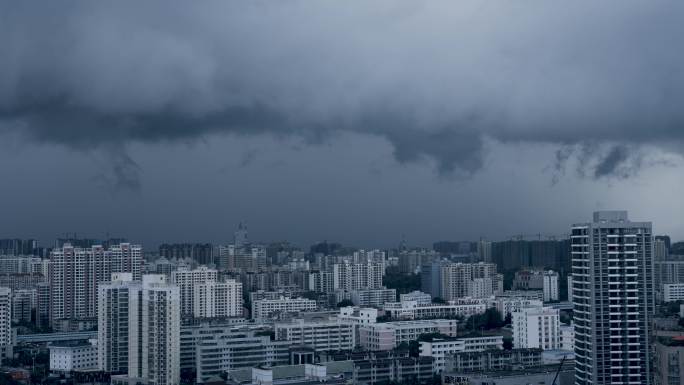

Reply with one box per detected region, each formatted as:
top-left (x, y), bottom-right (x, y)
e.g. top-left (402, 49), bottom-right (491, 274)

top-left (571, 211), bottom-right (654, 385)
top-left (50, 244), bottom-right (110, 322)
top-left (98, 274), bottom-right (180, 385)
top-left (192, 279), bottom-right (243, 318)
top-left (0, 287), bottom-right (12, 362)
top-left (50, 243), bottom-right (142, 325)
top-left (98, 273), bottom-right (135, 374)
top-left (109, 243), bottom-right (142, 281)
top-left (170, 266), bottom-right (218, 316)
top-left (139, 275), bottom-right (180, 385)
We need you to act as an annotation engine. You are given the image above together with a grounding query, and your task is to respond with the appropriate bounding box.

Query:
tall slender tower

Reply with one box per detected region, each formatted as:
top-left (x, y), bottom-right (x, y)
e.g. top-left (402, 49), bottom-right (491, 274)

top-left (571, 211), bottom-right (654, 385)
top-left (98, 274), bottom-right (180, 385)
top-left (0, 287), bottom-right (12, 362)
top-left (140, 275), bottom-right (180, 385)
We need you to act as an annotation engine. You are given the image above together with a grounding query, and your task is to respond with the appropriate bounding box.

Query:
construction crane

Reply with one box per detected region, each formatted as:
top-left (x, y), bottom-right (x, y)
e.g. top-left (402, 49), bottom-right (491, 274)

top-left (551, 354), bottom-right (567, 385)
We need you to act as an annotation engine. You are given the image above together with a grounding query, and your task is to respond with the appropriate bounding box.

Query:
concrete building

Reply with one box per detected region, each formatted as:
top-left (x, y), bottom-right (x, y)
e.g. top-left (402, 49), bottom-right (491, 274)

top-left (440, 263), bottom-right (472, 301)
top-left (49, 340), bottom-right (98, 372)
top-left (444, 348), bottom-right (543, 373)
top-left (359, 319), bottom-right (458, 351)
top-left (320, 350), bottom-right (434, 385)
top-left (399, 291), bottom-right (432, 305)
top-left (190, 326), bottom-right (292, 383)
top-left (50, 244), bottom-right (110, 323)
top-left (542, 271), bottom-right (559, 302)
top-left (663, 283), bottom-right (684, 302)
top-left (306, 270), bottom-right (335, 294)
top-left (252, 297), bottom-right (317, 321)
top-left (419, 336), bottom-right (504, 373)
top-left (50, 243), bottom-right (142, 325)
top-left (0, 287), bottom-right (12, 361)
top-left (571, 211), bottom-right (654, 385)
top-left (349, 288), bottom-right (396, 308)
top-left (193, 279), bottom-right (242, 318)
top-left (421, 261), bottom-right (444, 299)
top-left (443, 364), bottom-right (574, 385)
top-left (560, 324), bottom-right (574, 352)
top-left (170, 266), bottom-right (218, 316)
top-left (36, 282), bottom-right (50, 329)
top-left (97, 273), bottom-right (139, 374)
top-left (98, 274), bottom-right (180, 385)
top-left (109, 243), bottom-right (143, 281)
top-left (275, 318), bottom-right (355, 352)
top-left (0, 256), bottom-right (45, 274)
top-left (383, 298), bottom-right (488, 320)
top-left (332, 262), bottom-right (384, 291)
top-left (653, 338), bottom-right (684, 385)
top-left (477, 240), bottom-right (492, 263)
top-left (139, 275), bottom-right (181, 385)
top-left (492, 296), bottom-right (543, 317)
top-left (512, 306), bottom-right (560, 350)
top-left (513, 270), bottom-right (559, 302)
top-left (467, 277), bottom-right (494, 298)
top-left (11, 289), bottom-right (35, 323)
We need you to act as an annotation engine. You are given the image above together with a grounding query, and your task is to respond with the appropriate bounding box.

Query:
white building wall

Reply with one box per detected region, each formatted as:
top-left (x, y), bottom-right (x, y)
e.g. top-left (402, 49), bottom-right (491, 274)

top-left (512, 306), bottom-right (560, 350)
top-left (193, 280), bottom-right (242, 318)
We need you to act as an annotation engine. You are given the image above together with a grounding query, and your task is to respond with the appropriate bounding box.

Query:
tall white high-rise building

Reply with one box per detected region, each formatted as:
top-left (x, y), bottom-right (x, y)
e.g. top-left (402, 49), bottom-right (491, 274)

top-left (99, 274), bottom-right (180, 385)
top-left (440, 263), bottom-right (472, 301)
top-left (512, 305), bottom-right (560, 350)
top-left (109, 243), bottom-right (142, 281)
top-left (333, 262), bottom-right (383, 291)
top-left (542, 271), bottom-right (559, 302)
top-left (572, 211), bottom-right (654, 385)
top-left (50, 244), bottom-right (111, 322)
top-left (139, 275), bottom-right (180, 385)
top-left (170, 266), bottom-right (218, 316)
top-left (193, 280), bottom-right (243, 318)
top-left (0, 287), bottom-right (12, 361)
top-left (50, 243), bottom-right (143, 326)
top-left (98, 273), bottom-right (138, 374)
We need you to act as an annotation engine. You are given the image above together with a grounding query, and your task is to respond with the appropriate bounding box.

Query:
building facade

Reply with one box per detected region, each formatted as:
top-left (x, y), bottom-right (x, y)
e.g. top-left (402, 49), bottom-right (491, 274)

top-left (512, 306), bottom-right (560, 350)
top-left (571, 211), bottom-right (654, 385)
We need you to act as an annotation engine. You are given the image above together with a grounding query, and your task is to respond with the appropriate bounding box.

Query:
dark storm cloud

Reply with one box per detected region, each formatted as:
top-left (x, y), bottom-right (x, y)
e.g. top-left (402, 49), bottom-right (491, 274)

top-left (2, 0), bottom-right (684, 181)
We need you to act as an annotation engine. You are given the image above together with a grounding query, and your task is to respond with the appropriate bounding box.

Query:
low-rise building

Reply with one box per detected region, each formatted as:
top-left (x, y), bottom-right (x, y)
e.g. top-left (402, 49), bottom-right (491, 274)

top-left (419, 336), bottom-right (504, 373)
top-left (512, 306), bottom-right (560, 350)
top-left (663, 283), bottom-right (684, 302)
top-left (320, 349), bottom-right (435, 385)
top-left (49, 340), bottom-right (98, 372)
top-left (493, 296), bottom-right (543, 317)
top-left (275, 318), bottom-right (355, 352)
top-left (383, 298), bottom-right (488, 320)
top-left (560, 324), bottom-right (574, 352)
top-left (443, 364), bottom-right (574, 385)
top-left (359, 319), bottom-right (458, 351)
top-left (349, 288), bottom-right (397, 308)
top-left (399, 291), bottom-right (432, 305)
top-left (252, 297), bottom-right (317, 321)
top-left (654, 337), bottom-right (684, 385)
top-left (444, 348), bottom-right (543, 373)
top-left (191, 326), bottom-right (293, 383)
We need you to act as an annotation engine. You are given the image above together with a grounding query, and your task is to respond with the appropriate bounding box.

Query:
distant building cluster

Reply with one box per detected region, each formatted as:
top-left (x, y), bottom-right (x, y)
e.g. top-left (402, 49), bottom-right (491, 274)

top-left (0, 211), bottom-right (673, 385)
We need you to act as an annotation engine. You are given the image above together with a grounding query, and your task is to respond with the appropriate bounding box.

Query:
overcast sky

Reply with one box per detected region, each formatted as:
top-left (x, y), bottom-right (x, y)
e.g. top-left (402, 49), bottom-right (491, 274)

top-left (1, 1), bottom-right (683, 248)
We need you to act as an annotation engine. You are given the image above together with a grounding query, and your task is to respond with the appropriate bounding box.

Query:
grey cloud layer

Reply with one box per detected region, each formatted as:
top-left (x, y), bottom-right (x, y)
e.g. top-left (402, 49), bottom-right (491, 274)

top-left (2, 0), bottom-right (684, 178)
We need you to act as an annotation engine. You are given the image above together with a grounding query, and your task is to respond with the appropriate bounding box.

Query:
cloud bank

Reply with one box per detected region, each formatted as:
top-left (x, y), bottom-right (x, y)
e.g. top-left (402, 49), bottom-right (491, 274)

top-left (2, 0), bottom-right (684, 179)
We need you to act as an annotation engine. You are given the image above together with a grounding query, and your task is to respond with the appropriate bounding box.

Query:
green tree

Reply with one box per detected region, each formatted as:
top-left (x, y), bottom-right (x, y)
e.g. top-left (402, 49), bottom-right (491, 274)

top-left (337, 299), bottom-right (354, 308)
top-left (383, 266), bottom-right (421, 294)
